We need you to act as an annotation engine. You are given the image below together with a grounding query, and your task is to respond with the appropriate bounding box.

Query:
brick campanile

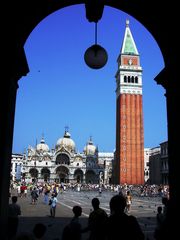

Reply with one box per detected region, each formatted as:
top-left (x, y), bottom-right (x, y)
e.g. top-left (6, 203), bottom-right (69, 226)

top-left (114, 20), bottom-right (144, 185)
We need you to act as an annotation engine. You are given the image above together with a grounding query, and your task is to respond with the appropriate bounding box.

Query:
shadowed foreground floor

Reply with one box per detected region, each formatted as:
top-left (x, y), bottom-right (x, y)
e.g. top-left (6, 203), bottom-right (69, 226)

top-left (13, 190), bottom-right (156, 240)
top-left (16, 193), bottom-right (89, 240)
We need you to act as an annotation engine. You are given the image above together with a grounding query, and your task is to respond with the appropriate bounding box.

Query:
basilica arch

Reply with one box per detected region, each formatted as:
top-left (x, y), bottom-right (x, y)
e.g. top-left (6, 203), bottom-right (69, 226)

top-left (74, 169), bottom-right (83, 183)
top-left (29, 168), bottom-right (38, 178)
top-left (56, 153), bottom-right (70, 165)
top-left (29, 168), bottom-right (38, 182)
top-left (41, 167), bottom-right (50, 181)
top-left (56, 166), bottom-right (69, 183)
top-left (85, 170), bottom-right (97, 184)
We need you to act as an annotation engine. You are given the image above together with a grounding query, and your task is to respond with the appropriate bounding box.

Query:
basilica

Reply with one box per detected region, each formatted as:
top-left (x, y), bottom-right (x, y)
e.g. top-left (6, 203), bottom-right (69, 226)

top-left (11, 129), bottom-right (114, 185)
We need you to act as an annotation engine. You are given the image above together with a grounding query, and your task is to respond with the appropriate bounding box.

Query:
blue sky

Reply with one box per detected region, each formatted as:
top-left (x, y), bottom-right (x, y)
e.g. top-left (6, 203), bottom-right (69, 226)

top-left (12, 4), bottom-right (167, 153)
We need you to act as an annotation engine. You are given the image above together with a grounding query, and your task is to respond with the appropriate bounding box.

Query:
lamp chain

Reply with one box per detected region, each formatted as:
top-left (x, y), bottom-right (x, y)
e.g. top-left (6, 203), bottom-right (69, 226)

top-left (95, 22), bottom-right (98, 45)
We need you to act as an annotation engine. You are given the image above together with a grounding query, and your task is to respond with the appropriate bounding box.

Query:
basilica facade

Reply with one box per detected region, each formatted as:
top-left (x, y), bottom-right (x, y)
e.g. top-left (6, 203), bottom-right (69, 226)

top-left (11, 130), bottom-right (113, 185)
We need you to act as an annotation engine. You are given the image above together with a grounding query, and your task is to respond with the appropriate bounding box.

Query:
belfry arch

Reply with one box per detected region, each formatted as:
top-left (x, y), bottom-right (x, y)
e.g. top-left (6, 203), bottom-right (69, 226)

top-left (1, 1), bottom-right (179, 239)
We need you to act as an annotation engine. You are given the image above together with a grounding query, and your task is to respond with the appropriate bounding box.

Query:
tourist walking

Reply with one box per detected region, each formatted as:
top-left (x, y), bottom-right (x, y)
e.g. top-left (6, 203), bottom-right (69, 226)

top-left (49, 193), bottom-right (57, 217)
top-left (125, 190), bottom-right (132, 213)
top-left (31, 187), bottom-right (39, 204)
top-left (43, 187), bottom-right (49, 205)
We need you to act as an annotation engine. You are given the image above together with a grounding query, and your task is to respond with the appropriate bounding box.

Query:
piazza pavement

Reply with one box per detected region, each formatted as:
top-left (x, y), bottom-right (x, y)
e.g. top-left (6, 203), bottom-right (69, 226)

top-left (10, 189), bottom-right (162, 240)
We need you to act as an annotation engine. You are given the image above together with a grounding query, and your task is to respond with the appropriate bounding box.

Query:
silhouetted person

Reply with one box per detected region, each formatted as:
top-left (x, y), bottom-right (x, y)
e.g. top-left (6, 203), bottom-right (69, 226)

top-left (14, 232), bottom-right (34, 240)
top-left (154, 206), bottom-right (165, 239)
top-left (82, 197), bottom-right (108, 240)
top-left (162, 197), bottom-right (168, 218)
top-left (156, 206), bottom-right (164, 228)
top-left (62, 205), bottom-right (82, 240)
top-left (8, 196), bottom-right (21, 239)
top-left (153, 197), bottom-right (171, 240)
top-left (33, 223), bottom-right (47, 240)
top-left (105, 194), bottom-right (145, 240)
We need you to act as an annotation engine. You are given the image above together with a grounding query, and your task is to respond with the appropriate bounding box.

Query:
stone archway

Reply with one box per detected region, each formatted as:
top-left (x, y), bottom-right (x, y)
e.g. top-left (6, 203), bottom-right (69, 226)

top-left (74, 169), bottom-right (83, 183)
top-left (41, 167), bottom-right (50, 181)
top-left (85, 170), bottom-right (96, 184)
top-left (56, 166), bottom-right (69, 183)
top-left (56, 153), bottom-right (70, 165)
top-left (29, 168), bottom-right (38, 182)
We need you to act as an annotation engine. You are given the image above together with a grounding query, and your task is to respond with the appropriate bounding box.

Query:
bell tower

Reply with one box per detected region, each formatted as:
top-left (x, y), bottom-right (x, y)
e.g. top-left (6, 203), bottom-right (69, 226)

top-left (114, 20), bottom-right (144, 185)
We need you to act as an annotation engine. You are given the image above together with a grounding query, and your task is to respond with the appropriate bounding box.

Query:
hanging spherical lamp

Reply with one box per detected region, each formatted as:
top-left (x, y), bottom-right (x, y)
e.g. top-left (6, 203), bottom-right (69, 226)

top-left (84, 23), bottom-right (108, 69)
top-left (84, 44), bottom-right (108, 69)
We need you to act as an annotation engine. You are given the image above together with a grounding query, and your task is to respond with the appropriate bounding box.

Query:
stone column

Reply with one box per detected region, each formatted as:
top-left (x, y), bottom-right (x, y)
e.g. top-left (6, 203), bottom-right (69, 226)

top-left (82, 171), bottom-right (86, 183)
top-left (0, 78), bottom-right (19, 239)
top-left (155, 65), bottom-right (179, 237)
top-left (0, 46), bottom-right (29, 239)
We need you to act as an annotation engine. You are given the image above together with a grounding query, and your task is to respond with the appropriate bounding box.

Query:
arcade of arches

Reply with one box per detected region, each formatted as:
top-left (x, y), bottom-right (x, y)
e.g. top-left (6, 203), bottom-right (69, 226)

top-left (1, 0), bottom-right (179, 239)
top-left (12, 131), bottom-right (112, 185)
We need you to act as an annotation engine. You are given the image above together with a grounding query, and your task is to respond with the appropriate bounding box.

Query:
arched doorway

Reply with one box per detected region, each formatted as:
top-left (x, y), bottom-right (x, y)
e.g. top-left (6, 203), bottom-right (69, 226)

top-left (74, 169), bottom-right (83, 183)
top-left (56, 153), bottom-right (70, 165)
top-left (15, 2), bottom-right (166, 187)
top-left (41, 167), bottom-right (50, 182)
top-left (85, 170), bottom-right (96, 184)
top-left (56, 166), bottom-right (69, 183)
top-left (29, 168), bottom-right (38, 183)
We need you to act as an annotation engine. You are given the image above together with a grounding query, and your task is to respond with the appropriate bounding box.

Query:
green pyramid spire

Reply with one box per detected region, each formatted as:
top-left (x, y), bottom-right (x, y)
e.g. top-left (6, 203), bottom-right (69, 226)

top-left (121, 19), bottom-right (139, 55)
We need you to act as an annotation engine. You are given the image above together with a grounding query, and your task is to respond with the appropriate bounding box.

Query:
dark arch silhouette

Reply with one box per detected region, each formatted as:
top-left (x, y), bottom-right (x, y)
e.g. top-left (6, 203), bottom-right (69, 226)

top-left (1, 1), bottom-right (179, 239)
top-left (85, 170), bottom-right (96, 184)
top-left (56, 153), bottom-right (70, 165)
top-left (74, 168), bottom-right (83, 183)
top-left (29, 168), bottom-right (38, 178)
top-left (41, 167), bottom-right (50, 181)
top-left (56, 165), bottom-right (69, 183)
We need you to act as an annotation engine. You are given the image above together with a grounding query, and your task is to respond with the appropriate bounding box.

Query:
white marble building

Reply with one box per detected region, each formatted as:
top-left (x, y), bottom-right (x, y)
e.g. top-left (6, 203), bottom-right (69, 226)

top-left (11, 130), bottom-right (113, 185)
top-left (144, 148), bottom-right (151, 183)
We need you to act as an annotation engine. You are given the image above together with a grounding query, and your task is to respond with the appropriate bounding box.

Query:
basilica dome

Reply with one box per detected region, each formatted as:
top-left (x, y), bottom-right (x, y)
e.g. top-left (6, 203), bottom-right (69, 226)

top-left (56, 130), bottom-right (75, 152)
top-left (84, 137), bottom-right (96, 155)
top-left (36, 138), bottom-right (49, 152)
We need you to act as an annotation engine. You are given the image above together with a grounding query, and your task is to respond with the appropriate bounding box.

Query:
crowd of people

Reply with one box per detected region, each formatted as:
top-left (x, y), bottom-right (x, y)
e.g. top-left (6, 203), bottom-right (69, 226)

top-left (8, 181), bottom-right (169, 240)
top-left (9, 181), bottom-right (169, 199)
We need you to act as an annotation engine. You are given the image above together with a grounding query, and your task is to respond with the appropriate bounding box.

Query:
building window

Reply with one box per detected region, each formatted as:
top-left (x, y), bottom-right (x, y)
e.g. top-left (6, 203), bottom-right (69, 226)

top-left (15, 163), bottom-right (17, 171)
top-left (121, 168), bottom-right (126, 172)
top-left (135, 76), bottom-right (138, 83)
